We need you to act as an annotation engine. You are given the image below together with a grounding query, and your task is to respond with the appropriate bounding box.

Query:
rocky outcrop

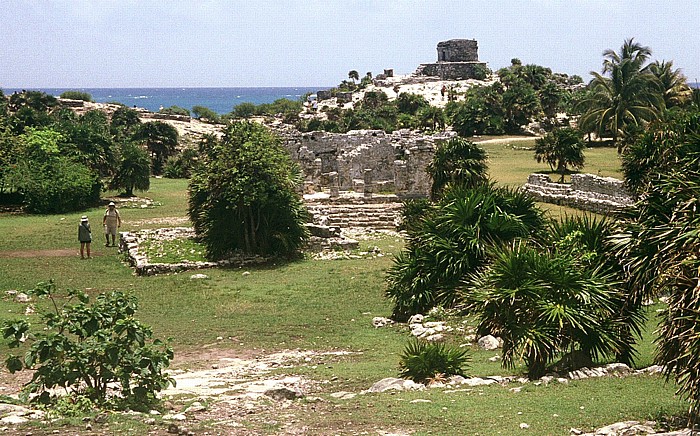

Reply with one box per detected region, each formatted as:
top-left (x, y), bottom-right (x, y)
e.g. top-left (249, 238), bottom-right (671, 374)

top-left (522, 173), bottom-right (634, 214)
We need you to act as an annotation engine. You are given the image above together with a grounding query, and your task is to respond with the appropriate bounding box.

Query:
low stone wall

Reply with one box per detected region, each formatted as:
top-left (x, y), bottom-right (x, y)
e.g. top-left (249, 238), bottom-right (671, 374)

top-left (120, 224), bottom-right (360, 276)
top-left (522, 173), bottom-right (634, 214)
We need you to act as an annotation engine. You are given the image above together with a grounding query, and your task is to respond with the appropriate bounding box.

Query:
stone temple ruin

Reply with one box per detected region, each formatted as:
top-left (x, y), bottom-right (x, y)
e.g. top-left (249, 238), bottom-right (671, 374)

top-left (415, 39), bottom-right (488, 80)
top-left (522, 173), bottom-right (634, 214)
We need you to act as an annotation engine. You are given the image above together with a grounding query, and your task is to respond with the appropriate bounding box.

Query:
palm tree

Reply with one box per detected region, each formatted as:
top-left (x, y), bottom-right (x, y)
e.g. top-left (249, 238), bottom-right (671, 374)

top-left (578, 38), bottom-right (663, 152)
top-left (426, 137), bottom-right (488, 199)
top-left (386, 184), bottom-right (546, 321)
top-left (108, 141), bottom-right (150, 197)
top-left (647, 60), bottom-right (693, 109)
top-left (466, 240), bottom-right (633, 379)
top-left (133, 121), bottom-right (179, 175)
top-left (348, 70), bottom-right (359, 84)
top-left (534, 127), bottom-right (586, 182)
top-left (611, 112), bottom-right (700, 426)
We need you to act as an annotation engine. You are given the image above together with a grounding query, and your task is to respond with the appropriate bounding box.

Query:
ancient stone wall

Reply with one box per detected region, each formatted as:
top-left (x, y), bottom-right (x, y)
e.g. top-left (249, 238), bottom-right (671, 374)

top-left (437, 39), bottom-right (479, 62)
top-left (281, 128), bottom-right (454, 198)
top-left (415, 62), bottom-right (487, 80)
top-left (522, 173), bottom-right (634, 214)
top-left (416, 39), bottom-right (487, 80)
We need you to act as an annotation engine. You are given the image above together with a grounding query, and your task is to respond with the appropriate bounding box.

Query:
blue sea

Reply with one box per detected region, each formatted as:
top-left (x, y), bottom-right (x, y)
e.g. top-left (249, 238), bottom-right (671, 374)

top-left (2, 87), bottom-right (327, 115)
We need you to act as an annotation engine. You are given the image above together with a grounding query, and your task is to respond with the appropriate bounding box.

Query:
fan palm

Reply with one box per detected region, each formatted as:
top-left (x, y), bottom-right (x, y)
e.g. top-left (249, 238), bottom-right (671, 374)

top-left (426, 137), bottom-right (488, 200)
top-left (386, 184), bottom-right (546, 321)
top-left (466, 241), bottom-right (631, 379)
top-left (611, 112), bottom-right (700, 425)
top-left (533, 127), bottom-right (586, 182)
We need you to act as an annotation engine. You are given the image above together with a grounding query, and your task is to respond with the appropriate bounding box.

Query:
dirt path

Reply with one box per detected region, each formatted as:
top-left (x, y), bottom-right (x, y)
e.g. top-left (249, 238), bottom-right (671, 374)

top-left (0, 248), bottom-right (108, 258)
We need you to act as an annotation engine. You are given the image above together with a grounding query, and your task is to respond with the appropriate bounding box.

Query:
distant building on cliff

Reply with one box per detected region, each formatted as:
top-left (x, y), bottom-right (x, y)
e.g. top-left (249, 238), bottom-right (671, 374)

top-left (415, 39), bottom-right (488, 80)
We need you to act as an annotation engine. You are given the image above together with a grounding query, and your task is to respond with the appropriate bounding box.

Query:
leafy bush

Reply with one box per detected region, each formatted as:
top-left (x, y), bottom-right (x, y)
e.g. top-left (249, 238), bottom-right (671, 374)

top-left (188, 121), bottom-right (309, 259)
top-left (163, 147), bottom-right (199, 179)
top-left (11, 157), bottom-right (101, 213)
top-left (450, 85), bottom-right (506, 136)
top-left (232, 102), bottom-right (257, 118)
top-left (396, 93), bottom-right (430, 115)
top-left (192, 105), bottom-right (222, 123)
top-left (159, 105), bottom-right (190, 116)
top-left (3, 280), bottom-right (174, 407)
top-left (399, 339), bottom-right (470, 383)
top-left (59, 91), bottom-right (93, 102)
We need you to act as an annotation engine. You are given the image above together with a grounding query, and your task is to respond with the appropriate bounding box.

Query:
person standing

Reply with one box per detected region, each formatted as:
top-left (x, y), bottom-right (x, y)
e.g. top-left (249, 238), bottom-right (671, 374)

top-left (78, 216), bottom-right (92, 259)
top-left (103, 201), bottom-right (122, 247)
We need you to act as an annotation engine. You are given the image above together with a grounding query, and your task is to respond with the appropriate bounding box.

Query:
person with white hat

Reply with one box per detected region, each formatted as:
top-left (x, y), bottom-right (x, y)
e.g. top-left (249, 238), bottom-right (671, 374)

top-left (78, 215), bottom-right (92, 259)
top-left (102, 201), bottom-right (122, 247)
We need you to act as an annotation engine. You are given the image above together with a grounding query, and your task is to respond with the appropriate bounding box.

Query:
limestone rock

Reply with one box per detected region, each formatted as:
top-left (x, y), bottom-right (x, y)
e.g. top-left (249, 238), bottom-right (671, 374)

top-left (407, 314), bottom-right (424, 325)
top-left (14, 292), bottom-right (30, 303)
top-left (264, 387), bottom-right (304, 401)
top-left (330, 391), bottom-right (357, 400)
top-left (368, 377), bottom-right (425, 393)
top-left (0, 415), bottom-right (28, 425)
top-left (372, 317), bottom-right (394, 328)
top-left (478, 335), bottom-right (501, 350)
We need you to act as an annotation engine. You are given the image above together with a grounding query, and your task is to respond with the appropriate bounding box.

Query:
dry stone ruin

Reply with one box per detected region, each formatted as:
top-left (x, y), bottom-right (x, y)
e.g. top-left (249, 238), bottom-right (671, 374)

top-left (415, 39), bottom-right (488, 80)
top-left (522, 173), bottom-right (634, 214)
top-left (280, 128), bottom-right (455, 199)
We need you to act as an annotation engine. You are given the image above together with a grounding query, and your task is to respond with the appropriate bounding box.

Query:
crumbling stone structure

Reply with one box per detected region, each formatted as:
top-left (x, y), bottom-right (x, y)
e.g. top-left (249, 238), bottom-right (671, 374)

top-left (416, 39), bottom-right (488, 80)
top-left (522, 173), bottom-right (634, 214)
top-left (281, 128), bottom-right (455, 199)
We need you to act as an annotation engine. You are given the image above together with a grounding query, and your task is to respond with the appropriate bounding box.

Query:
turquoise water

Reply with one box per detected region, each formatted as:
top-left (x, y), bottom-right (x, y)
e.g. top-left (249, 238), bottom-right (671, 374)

top-left (2, 87), bottom-right (327, 114)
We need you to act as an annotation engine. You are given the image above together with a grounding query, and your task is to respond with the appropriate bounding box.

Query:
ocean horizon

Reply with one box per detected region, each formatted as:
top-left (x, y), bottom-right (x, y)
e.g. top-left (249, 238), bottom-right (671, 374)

top-left (1, 87), bottom-right (329, 115)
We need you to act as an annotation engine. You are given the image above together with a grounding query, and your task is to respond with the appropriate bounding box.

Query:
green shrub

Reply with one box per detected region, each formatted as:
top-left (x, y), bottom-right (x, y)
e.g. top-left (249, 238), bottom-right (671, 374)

top-left (232, 102), bottom-right (257, 118)
top-left (3, 280), bottom-right (175, 407)
top-left (11, 157), bottom-right (101, 213)
top-left (399, 339), bottom-right (470, 383)
top-left (466, 241), bottom-right (636, 379)
top-left (159, 105), bottom-right (190, 116)
top-left (163, 147), bottom-right (199, 179)
top-left (386, 184), bottom-right (546, 321)
top-left (188, 121), bottom-right (309, 259)
top-left (59, 91), bottom-right (93, 102)
top-left (192, 105), bottom-right (222, 123)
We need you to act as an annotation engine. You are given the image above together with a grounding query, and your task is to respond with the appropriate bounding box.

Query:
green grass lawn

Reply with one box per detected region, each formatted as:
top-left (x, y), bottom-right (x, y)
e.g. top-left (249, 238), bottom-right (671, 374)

top-left (0, 148), bottom-right (690, 435)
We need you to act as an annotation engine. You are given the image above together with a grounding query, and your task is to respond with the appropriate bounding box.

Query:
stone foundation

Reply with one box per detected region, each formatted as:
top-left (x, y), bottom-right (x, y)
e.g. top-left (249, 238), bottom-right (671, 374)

top-left (415, 62), bottom-right (488, 80)
top-left (522, 173), bottom-right (634, 214)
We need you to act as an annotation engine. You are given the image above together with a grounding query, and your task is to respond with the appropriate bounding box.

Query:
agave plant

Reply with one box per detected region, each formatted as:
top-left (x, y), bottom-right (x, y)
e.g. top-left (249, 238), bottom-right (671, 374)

top-left (386, 184), bottom-right (546, 321)
top-left (466, 241), bottom-right (633, 379)
top-left (398, 339), bottom-right (470, 383)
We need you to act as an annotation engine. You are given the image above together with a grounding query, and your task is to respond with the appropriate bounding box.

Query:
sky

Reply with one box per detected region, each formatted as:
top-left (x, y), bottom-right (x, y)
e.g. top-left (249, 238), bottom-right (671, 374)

top-left (1, 0), bottom-right (698, 88)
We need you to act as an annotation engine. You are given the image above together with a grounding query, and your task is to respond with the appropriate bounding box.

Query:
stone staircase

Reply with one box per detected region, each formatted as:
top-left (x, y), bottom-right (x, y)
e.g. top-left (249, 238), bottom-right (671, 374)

top-left (306, 201), bottom-right (403, 230)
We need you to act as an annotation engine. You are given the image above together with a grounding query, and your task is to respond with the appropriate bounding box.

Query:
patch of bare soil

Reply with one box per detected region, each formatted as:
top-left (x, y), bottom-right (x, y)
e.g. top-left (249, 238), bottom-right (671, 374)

top-left (0, 249), bottom-right (107, 258)
top-left (129, 216), bottom-right (190, 227)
